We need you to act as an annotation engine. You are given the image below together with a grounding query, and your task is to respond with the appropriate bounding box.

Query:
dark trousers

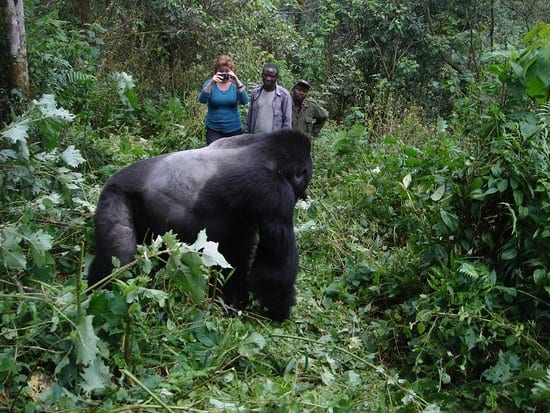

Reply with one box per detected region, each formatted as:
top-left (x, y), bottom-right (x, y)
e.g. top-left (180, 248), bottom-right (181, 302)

top-left (206, 127), bottom-right (242, 145)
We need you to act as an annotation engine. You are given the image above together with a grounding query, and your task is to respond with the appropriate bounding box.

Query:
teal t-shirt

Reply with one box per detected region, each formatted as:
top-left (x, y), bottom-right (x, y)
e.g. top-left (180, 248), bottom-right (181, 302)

top-left (199, 80), bottom-right (249, 133)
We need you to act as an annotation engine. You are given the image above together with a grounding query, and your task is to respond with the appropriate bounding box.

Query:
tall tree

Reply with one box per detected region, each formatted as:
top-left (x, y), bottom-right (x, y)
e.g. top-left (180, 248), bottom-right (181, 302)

top-left (1, 0), bottom-right (30, 95)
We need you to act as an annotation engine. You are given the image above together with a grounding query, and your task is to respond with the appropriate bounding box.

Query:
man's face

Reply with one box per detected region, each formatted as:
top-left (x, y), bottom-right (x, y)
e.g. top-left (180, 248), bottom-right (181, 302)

top-left (262, 67), bottom-right (278, 90)
top-left (292, 85), bottom-right (309, 104)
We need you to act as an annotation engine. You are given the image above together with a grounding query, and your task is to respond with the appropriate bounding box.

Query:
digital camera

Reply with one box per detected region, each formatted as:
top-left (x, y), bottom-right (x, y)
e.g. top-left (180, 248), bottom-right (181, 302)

top-left (218, 72), bottom-right (230, 81)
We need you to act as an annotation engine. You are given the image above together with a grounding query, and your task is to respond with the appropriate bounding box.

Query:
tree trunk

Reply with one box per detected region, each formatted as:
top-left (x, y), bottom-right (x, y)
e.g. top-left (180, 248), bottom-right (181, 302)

top-left (78, 0), bottom-right (91, 28)
top-left (2, 0), bottom-right (30, 96)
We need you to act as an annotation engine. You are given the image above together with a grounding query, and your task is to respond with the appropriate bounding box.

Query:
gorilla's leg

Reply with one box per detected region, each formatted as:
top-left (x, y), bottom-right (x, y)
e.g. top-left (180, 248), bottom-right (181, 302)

top-left (88, 187), bottom-right (138, 287)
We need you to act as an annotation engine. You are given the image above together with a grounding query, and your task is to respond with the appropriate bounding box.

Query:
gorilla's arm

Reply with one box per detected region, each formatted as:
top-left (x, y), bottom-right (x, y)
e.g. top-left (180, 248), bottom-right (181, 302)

top-left (248, 214), bottom-right (298, 321)
top-left (243, 176), bottom-right (299, 321)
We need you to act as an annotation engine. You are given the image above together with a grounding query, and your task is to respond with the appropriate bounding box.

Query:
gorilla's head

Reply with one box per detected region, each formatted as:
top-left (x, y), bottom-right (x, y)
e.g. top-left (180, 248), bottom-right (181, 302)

top-left (261, 130), bottom-right (312, 201)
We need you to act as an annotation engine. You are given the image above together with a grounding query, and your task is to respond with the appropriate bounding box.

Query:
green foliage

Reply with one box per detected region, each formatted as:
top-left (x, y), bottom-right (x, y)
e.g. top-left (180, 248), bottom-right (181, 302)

top-left (301, 24), bottom-right (549, 412)
top-left (0, 94), bottom-right (90, 281)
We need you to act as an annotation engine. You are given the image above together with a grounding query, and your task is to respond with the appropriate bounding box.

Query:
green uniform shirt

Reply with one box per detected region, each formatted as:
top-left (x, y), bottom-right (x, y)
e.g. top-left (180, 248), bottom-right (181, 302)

top-left (292, 98), bottom-right (329, 137)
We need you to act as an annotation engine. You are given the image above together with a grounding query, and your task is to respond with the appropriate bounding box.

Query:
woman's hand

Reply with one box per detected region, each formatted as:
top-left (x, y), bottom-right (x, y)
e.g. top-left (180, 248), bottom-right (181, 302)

top-left (213, 72), bottom-right (226, 83)
top-left (228, 70), bottom-right (244, 88)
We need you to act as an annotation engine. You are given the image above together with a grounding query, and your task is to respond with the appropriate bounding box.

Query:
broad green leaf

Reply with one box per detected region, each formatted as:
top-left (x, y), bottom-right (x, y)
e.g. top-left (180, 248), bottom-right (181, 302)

top-left (423, 403), bottom-right (443, 413)
top-left (403, 146), bottom-right (418, 157)
top-left (125, 286), bottom-right (167, 307)
top-left (513, 190), bottom-right (524, 206)
top-left (75, 315), bottom-right (100, 366)
top-left (2, 244), bottom-right (27, 270)
top-left (191, 230), bottom-right (231, 268)
top-left (1, 228), bottom-right (27, 270)
top-left (1, 120), bottom-right (29, 145)
top-left (510, 61), bottom-right (524, 79)
top-left (61, 145), bottom-right (85, 167)
top-left (113, 72), bottom-right (140, 109)
top-left (496, 179), bottom-right (508, 192)
top-left (431, 184), bottom-right (445, 201)
top-left (482, 351), bottom-right (520, 383)
top-left (402, 174), bottom-right (412, 189)
top-left (440, 209), bottom-right (458, 231)
top-left (88, 290), bottom-right (128, 327)
top-left (501, 248), bottom-right (518, 260)
top-left (518, 205), bottom-right (529, 218)
top-left (462, 327), bottom-right (477, 350)
top-left (210, 399), bottom-right (239, 410)
top-left (25, 229), bottom-right (53, 266)
top-left (177, 265), bottom-right (208, 304)
top-left (533, 268), bottom-right (547, 285)
top-left (535, 45), bottom-right (550, 85)
top-left (239, 332), bottom-right (266, 357)
top-left (520, 120), bottom-right (540, 138)
top-left (38, 117), bottom-right (63, 149)
top-left (526, 76), bottom-right (548, 102)
top-left (1, 120), bottom-right (30, 158)
top-left (124, 89), bottom-right (140, 110)
top-left (470, 188), bottom-right (485, 200)
top-left (484, 187), bottom-right (498, 196)
top-left (80, 357), bottom-right (112, 395)
top-left (0, 349), bottom-right (16, 376)
top-left (416, 309), bottom-right (433, 322)
top-left (32, 94), bottom-right (75, 121)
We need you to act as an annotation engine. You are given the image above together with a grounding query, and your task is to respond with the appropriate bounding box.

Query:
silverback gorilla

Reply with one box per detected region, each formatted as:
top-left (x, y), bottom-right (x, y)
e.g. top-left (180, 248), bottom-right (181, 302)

top-left (88, 130), bottom-right (312, 321)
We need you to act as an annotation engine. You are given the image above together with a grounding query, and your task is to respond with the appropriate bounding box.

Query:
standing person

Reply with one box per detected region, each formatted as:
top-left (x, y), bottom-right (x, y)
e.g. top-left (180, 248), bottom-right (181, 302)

top-left (244, 63), bottom-right (292, 134)
top-left (199, 54), bottom-right (248, 145)
top-left (291, 80), bottom-right (329, 138)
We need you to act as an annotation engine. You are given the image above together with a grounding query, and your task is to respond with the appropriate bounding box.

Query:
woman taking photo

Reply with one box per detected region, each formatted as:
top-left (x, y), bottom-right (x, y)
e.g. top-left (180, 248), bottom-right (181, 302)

top-left (199, 54), bottom-right (249, 144)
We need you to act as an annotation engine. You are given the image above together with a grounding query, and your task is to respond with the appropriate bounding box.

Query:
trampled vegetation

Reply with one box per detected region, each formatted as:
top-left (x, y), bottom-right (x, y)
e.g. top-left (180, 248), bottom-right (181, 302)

top-left (1, 1), bottom-right (549, 411)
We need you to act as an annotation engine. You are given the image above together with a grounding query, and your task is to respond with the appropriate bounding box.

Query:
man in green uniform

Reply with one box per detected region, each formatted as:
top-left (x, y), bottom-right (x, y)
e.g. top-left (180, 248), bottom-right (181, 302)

top-left (291, 80), bottom-right (328, 137)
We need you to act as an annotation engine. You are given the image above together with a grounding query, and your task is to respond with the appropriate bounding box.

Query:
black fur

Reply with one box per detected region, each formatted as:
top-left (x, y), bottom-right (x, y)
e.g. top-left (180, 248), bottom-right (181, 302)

top-left (88, 130), bottom-right (312, 321)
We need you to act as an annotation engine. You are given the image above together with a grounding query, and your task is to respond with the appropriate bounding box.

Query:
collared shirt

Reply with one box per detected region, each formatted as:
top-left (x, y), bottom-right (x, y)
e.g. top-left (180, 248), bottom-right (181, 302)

top-left (292, 98), bottom-right (329, 137)
top-left (244, 84), bottom-right (292, 133)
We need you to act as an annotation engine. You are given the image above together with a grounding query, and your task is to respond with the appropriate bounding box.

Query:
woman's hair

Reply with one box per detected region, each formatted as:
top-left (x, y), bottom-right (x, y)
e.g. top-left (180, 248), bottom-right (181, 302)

top-left (213, 54), bottom-right (234, 72)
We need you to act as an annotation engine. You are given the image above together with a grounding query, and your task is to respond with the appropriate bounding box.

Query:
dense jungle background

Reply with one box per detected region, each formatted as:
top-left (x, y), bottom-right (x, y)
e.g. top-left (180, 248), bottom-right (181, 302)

top-left (1, 0), bottom-right (549, 411)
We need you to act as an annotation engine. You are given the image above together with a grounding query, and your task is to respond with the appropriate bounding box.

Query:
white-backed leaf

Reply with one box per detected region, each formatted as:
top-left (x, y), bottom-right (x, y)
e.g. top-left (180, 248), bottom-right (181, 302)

top-left (61, 145), bottom-right (85, 167)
